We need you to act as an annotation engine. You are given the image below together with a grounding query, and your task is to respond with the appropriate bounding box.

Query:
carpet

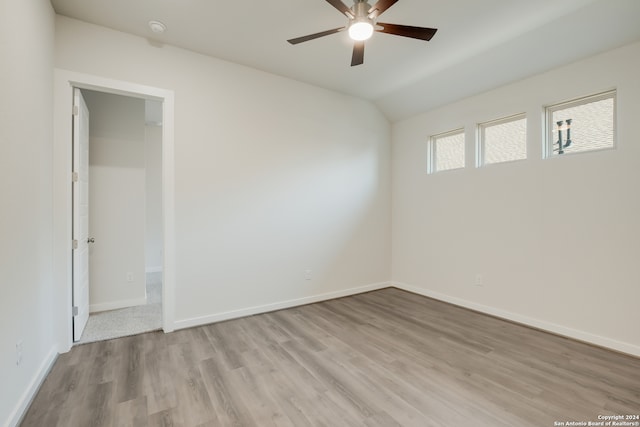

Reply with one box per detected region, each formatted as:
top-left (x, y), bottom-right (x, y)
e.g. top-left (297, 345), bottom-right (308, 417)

top-left (77, 272), bottom-right (162, 344)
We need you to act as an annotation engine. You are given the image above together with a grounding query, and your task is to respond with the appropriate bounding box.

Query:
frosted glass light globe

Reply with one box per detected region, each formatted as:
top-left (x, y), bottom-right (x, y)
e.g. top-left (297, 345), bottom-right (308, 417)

top-left (349, 22), bottom-right (374, 41)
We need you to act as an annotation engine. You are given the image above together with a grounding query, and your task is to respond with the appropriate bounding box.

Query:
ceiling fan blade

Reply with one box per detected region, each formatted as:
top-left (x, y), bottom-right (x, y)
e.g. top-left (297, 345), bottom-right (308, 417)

top-left (368, 0), bottom-right (399, 19)
top-left (351, 41), bottom-right (365, 66)
top-left (325, 0), bottom-right (354, 18)
top-left (287, 27), bottom-right (345, 45)
top-left (376, 22), bottom-right (438, 41)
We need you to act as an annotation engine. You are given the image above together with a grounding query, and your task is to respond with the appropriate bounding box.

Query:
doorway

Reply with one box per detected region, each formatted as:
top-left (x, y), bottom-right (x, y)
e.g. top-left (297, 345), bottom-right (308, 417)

top-left (73, 89), bottom-right (164, 343)
top-left (53, 70), bottom-right (176, 353)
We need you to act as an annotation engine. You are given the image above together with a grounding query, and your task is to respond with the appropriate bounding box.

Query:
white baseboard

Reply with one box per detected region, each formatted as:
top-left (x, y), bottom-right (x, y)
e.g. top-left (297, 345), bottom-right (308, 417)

top-left (173, 281), bottom-right (391, 331)
top-left (5, 346), bottom-right (58, 427)
top-left (392, 281), bottom-right (640, 358)
top-left (146, 266), bottom-right (163, 273)
top-left (90, 296), bottom-right (147, 313)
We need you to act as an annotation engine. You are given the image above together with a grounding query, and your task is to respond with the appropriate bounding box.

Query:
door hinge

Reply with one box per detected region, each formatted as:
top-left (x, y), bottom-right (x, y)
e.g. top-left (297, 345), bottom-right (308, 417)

top-left (72, 306), bottom-right (79, 316)
top-left (72, 172), bottom-right (79, 182)
top-left (73, 105), bottom-right (79, 116)
top-left (72, 239), bottom-right (78, 250)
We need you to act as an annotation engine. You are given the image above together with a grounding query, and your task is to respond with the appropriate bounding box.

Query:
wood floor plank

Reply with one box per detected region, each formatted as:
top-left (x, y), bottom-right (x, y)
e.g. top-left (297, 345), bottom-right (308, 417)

top-left (76, 381), bottom-right (115, 427)
top-left (198, 357), bottom-right (254, 427)
top-left (143, 340), bottom-right (179, 416)
top-left (170, 365), bottom-right (217, 426)
top-left (280, 339), bottom-right (376, 419)
top-left (148, 408), bottom-right (182, 427)
top-left (114, 396), bottom-right (149, 427)
top-left (21, 288), bottom-right (640, 426)
top-left (116, 335), bottom-right (144, 403)
top-left (232, 367), bottom-right (295, 427)
top-left (259, 370), bottom-right (317, 427)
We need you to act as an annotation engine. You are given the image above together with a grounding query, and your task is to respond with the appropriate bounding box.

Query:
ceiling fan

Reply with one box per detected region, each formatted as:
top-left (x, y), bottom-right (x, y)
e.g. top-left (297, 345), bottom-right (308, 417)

top-left (287, 0), bottom-right (438, 66)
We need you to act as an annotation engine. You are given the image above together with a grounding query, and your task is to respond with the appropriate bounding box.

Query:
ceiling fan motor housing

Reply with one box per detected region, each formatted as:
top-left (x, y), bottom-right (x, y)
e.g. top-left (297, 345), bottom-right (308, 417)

top-left (351, 1), bottom-right (375, 25)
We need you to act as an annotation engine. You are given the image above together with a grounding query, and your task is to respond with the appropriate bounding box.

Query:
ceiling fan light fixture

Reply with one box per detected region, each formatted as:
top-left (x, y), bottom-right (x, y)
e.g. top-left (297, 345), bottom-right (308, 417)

top-left (349, 21), bottom-right (374, 41)
top-left (286, 0), bottom-right (438, 66)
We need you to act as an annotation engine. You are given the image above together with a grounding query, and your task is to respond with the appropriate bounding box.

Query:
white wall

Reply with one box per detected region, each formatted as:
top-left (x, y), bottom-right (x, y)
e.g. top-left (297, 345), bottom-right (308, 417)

top-left (392, 41), bottom-right (640, 355)
top-left (0, 1), bottom-right (57, 426)
top-left (82, 90), bottom-right (147, 311)
top-left (55, 16), bottom-right (391, 327)
top-left (145, 123), bottom-right (163, 272)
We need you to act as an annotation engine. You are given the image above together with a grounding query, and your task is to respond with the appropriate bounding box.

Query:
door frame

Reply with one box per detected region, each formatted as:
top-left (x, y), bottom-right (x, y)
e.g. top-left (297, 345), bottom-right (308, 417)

top-left (54, 69), bottom-right (176, 352)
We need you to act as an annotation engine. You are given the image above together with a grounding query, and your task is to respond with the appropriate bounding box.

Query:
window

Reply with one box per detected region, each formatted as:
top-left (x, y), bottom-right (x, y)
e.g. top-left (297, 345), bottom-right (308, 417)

top-left (428, 129), bottom-right (465, 174)
top-left (545, 90), bottom-right (615, 157)
top-left (478, 113), bottom-right (527, 166)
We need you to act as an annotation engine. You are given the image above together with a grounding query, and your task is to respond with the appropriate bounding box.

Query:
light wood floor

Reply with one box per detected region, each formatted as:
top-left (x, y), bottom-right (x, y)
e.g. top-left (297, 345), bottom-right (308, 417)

top-left (21, 288), bottom-right (640, 426)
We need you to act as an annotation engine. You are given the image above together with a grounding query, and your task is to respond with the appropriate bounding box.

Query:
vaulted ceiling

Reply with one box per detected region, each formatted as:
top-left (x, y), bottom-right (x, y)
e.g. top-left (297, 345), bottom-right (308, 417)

top-left (51, 0), bottom-right (640, 121)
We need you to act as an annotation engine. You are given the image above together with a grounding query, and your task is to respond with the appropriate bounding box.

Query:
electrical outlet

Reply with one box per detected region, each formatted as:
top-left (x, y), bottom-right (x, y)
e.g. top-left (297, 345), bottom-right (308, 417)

top-left (16, 340), bottom-right (23, 366)
top-left (304, 269), bottom-right (312, 280)
top-left (126, 272), bottom-right (134, 282)
top-left (475, 274), bottom-right (483, 287)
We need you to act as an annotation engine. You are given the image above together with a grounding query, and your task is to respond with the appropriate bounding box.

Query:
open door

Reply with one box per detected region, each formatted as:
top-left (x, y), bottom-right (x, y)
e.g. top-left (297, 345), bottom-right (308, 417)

top-left (72, 88), bottom-right (90, 341)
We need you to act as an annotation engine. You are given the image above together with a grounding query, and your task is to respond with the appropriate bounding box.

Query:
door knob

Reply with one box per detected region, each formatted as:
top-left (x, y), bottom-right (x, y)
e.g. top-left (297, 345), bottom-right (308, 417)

top-left (87, 237), bottom-right (95, 243)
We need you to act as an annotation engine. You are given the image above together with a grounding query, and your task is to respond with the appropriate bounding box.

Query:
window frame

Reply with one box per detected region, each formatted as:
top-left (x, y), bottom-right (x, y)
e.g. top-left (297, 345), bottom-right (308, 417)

top-left (476, 113), bottom-right (527, 167)
top-left (427, 128), bottom-right (466, 174)
top-left (544, 90), bottom-right (617, 159)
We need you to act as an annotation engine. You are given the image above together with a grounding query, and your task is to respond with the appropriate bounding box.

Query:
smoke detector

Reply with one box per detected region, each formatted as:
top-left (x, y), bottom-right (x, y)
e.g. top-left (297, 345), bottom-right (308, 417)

top-left (148, 20), bottom-right (166, 34)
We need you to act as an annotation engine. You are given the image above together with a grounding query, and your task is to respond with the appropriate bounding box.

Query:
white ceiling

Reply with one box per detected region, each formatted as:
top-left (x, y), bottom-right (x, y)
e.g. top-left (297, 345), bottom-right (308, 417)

top-left (51, 0), bottom-right (640, 121)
